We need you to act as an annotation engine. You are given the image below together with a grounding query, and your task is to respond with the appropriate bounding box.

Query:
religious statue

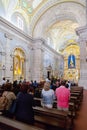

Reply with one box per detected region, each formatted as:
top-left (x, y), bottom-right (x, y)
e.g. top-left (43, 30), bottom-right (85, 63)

top-left (68, 54), bottom-right (75, 69)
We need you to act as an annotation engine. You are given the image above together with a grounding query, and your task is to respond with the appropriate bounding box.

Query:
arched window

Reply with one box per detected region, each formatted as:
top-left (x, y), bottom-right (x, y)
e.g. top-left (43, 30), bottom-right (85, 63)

top-left (17, 16), bottom-right (23, 30)
top-left (11, 12), bottom-right (28, 33)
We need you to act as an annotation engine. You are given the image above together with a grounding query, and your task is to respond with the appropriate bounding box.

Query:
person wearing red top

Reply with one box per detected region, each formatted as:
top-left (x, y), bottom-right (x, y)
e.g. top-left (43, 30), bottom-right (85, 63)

top-left (55, 80), bottom-right (70, 111)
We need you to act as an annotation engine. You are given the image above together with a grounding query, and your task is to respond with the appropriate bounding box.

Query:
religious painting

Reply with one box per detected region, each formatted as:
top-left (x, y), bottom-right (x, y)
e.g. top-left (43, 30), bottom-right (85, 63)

top-left (14, 56), bottom-right (21, 75)
top-left (68, 54), bottom-right (75, 69)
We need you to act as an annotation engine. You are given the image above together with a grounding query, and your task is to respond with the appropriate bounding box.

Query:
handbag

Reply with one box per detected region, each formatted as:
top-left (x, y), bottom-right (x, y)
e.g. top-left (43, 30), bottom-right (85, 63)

top-left (0, 96), bottom-right (8, 110)
top-left (9, 99), bottom-right (17, 114)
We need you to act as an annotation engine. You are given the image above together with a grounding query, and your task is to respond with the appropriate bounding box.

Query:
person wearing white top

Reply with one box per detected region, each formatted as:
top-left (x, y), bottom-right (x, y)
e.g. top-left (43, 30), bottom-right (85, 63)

top-left (0, 77), bottom-right (6, 86)
top-left (41, 81), bottom-right (55, 108)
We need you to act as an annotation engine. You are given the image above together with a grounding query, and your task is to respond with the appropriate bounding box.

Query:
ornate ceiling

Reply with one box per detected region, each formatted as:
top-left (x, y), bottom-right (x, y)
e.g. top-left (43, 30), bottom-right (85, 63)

top-left (46, 20), bottom-right (79, 52)
top-left (0, 0), bottom-right (86, 54)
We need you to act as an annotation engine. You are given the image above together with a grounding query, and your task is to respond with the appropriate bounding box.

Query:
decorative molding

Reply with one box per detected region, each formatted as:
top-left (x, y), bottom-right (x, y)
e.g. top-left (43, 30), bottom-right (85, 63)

top-left (0, 51), bottom-right (6, 56)
top-left (0, 16), bottom-right (60, 55)
top-left (4, 33), bottom-right (13, 40)
top-left (76, 26), bottom-right (87, 36)
top-left (0, 16), bottom-right (33, 42)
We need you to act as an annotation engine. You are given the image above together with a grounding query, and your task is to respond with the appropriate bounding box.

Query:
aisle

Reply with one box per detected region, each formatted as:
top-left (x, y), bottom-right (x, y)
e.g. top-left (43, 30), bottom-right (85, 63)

top-left (73, 90), bottom-right (87, 130)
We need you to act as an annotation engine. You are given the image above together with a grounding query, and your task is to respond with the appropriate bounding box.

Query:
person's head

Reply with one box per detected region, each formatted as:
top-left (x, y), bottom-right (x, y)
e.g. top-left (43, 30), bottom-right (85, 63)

top-left (55, 81), bottom-right (60, 87)
top-left (28, 87), bottom-right (34, 95)
top-left (5, 83), bottom-right (12, 91)
top-left (68, 80), bottom-right (70, 83)
top-left (6, 79), bottom-right (9, 83)
top-left (60, 80), bottom-right (66, 86)
top-left (20, 83), bottom-right (29, 93)
top-left (3, 77), bottom-right (5, 80)
top-left (23, 79), bottom-right (26, 82)
top-left (43, 81), bottom-right (51, 91)
top-left (65, 83), bottom-right (69, 88)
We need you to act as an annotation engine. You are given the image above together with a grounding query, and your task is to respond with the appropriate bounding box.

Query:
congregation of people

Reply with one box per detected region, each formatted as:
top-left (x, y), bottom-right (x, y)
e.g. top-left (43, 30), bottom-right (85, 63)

top-left (0, 77), bottom-right (75, 125)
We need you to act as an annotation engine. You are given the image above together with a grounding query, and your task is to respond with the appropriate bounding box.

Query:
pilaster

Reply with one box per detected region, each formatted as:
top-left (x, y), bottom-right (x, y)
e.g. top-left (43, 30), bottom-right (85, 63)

top-left (76, 26), bottom-right (87, 89)
top-left (4, 33), bottom-right (13, 82)
top-left (32, 40), bottom-right (44, 82)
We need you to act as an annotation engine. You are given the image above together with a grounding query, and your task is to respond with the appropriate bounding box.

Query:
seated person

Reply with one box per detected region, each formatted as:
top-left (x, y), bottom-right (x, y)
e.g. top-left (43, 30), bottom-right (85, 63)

top-left (41, 81), bottom-right (55, 109)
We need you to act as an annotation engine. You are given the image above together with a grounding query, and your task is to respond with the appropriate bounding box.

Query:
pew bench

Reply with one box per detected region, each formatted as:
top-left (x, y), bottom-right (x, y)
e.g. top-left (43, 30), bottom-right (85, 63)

top-left (70, 92), bottom-right (82, 110)
top-left (70, 96), bottom-right (78, 110)
top-left (70, 86), bottom-right (83, 100)
top-left (33, 106), bottom-right (73, 130)
top-left (34, 97), bottom-right (76, 118)
top-left (0, 115), bottom-right (44, 130)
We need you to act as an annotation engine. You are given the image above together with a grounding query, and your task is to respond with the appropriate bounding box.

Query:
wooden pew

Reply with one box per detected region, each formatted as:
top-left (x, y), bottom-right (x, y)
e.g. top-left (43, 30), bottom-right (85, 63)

top-left (34, 97), bottom-right (76, 118)
top-left (70, 86), bottom-right (83, 103)
top-left (0, 115), bottom-right (44, 130)
top-left (34, 97), bottom-right (42, 106)
top-left (70, 87), bottom-right (83, 110)
top-left (70, 96), bottom-right (78, 109)
top-left (71, 87), bottom-right (83, 92)
top-left (33, 106), bottom-right (73, 130)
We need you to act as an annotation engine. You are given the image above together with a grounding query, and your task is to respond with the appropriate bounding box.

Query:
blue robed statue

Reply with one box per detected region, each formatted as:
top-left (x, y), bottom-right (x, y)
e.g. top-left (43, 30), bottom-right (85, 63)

top-left (68, 54), bottom-right (75, 69)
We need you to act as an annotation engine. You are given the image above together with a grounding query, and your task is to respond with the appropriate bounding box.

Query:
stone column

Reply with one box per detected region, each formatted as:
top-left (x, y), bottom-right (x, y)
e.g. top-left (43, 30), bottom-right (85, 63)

top-left (32, 40), bottom-right (44, 82)
top-left (76, 27), bottom-right (87, 89)
top-left (25, 47), bottom-right (32, 81)
top-left (75, 1), bottom-right (87, 89)
top-left (40, 48), bottom-right (44, 80)
top-left (4, 33), bottom-right (13, 82)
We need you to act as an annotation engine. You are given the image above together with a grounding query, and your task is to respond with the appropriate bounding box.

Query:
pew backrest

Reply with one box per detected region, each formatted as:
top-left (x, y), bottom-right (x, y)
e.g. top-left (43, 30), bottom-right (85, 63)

top-left (33, 106), bottom-right (72, 129)
top-left (0, 115), bottom-right (43, 130)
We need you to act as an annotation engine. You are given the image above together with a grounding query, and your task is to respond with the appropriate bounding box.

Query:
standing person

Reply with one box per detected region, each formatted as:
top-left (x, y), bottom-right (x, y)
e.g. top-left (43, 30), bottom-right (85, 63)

top-left (55, 80), bottom-right (70, 111)
top-left (15, 83), bottom-right (34, 125)
top-left (33, 80), bottom-right (38, 89)
top-left (67, 80), bottom-right (71, 90)
top-left (23, 79), bottom-right (26, 83)
top-left (1, 77), bottom-right (6, 88)
top-left (41, 81), bottom-right (55, 109)
top-left (52, 80), bottom-right (60, 91)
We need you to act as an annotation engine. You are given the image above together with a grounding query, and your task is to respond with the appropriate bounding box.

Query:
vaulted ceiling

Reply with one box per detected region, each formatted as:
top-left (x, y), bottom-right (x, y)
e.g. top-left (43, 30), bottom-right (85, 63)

top-left (0, 0), bottom-right (86, 54)
top-left (29, 0), bottom-right (86, 53)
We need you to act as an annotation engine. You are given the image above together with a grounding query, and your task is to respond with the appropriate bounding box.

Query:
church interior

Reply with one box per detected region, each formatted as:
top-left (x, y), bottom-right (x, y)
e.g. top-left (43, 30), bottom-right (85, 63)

top-left (0, 0), bottom-right (87, 87)
top-left (0, 0), bottom-right (87, 130)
